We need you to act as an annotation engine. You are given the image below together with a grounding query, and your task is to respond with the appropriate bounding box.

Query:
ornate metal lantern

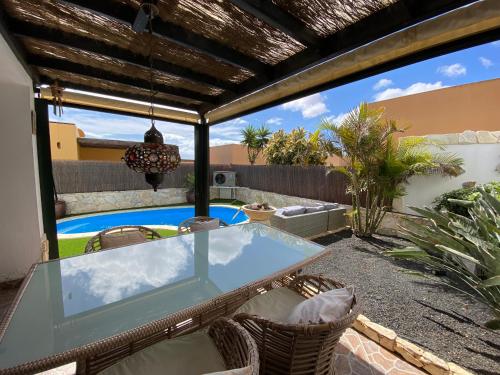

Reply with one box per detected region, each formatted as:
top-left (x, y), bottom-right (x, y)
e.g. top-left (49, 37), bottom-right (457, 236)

top-left (123, 1), bottom-right (180, 191)
top-left (124, 125), bottom-right (181, 191)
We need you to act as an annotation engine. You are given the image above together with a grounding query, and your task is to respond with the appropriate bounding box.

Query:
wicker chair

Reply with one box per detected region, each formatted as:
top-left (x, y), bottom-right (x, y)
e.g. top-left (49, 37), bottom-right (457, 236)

top-left (84, 225), bottom-right (162, 253)
top-left (98, 318), bottom-right (259, 375)
top-left (234, 275), bottom-right (360, 375)
top-left (178, 216), bottom-right (229, 234)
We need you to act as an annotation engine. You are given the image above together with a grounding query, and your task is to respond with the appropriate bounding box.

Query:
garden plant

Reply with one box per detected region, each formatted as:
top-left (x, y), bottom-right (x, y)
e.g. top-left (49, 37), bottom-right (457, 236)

top-left (320, 102), bottom-right (464, 237)
top-left (386, 188), bottom-right (500, 329)
top-left (240, 124), bottom-right (271, 165)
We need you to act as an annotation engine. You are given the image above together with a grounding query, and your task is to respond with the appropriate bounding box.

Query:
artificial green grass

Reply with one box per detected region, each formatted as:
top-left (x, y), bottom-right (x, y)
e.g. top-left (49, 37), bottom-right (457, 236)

top-left (58, 229), bottom-right (178, 258)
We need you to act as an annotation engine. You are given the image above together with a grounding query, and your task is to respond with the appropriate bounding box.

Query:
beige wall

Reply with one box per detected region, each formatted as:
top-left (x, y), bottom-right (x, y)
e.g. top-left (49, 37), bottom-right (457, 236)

top-left (0, 33), bottom-right (43, 281)
top-left (211, 144), bottom-right (266, 165)
top-left (369, 79), bottom-right (500, 138)
top-left (78, 147), bottom-right (126, 161)
top-left (49, 122), bottom-right (81, 160)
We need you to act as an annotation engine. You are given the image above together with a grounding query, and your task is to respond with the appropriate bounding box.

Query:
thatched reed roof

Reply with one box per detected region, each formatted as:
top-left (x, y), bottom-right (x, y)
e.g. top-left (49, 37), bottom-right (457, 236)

top-left (1, 0), bottom-right (498, 125)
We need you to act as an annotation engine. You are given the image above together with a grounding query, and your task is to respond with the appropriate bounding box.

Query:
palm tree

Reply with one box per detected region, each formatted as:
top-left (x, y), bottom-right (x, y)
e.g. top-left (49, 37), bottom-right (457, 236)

top-left (320, 102), bottom-right (464, 237)
top-left (241, 125), bottom-right (271, 165)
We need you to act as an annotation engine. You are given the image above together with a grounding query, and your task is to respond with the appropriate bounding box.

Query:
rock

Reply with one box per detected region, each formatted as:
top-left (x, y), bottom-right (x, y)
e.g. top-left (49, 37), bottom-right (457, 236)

top-left (426, 133), bottom-right (459, 145)
top-left (448, 362), bottom-right (473, 375)
top-left (458, 130), bottom-right (477, 144)
top-left (421, 351), bottom-right (450, 375)
top-left (395, 337), bottom-right (424, 368)
top-left (476, 131), bottom-right (497, 143)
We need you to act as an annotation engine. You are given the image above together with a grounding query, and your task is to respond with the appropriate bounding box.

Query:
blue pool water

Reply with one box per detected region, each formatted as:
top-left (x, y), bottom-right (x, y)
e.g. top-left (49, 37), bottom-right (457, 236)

top-left (57, 206), bottom-right (248, 234)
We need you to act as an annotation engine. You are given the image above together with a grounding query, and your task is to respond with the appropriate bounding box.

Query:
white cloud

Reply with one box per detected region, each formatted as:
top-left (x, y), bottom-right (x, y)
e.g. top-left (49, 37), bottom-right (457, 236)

top-left (281, 93), bottom-right (329, 118)
top-left (51, 108), bottom-right (255, 160)
top-left (373, 81), bottom-right (448, 101)
top-left (265, 117), bottom-right (283, 125)
top-left (373, 78), bottom-right (393, 90)
top-left (479, 57), bottom-right (493, 68)
top-left (437, 63), bottom-right (466, 77)
top-left (491, 41), bottom-right (500, 47)
top-left (325, 112), bottom-right (349, 125)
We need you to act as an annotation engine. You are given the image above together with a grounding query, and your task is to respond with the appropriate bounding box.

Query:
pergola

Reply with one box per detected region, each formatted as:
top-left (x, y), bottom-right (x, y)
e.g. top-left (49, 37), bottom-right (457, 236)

top-left (0, 0), bottom-right (498, 258)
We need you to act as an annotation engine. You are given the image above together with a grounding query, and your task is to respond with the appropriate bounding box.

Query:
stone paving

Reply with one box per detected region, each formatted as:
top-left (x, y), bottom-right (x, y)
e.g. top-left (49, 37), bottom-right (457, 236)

top-left (335, 329), bottom-right (426, 375)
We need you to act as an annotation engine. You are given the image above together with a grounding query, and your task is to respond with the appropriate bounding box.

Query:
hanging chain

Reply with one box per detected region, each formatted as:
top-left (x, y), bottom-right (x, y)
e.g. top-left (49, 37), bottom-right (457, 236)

top-left (148, 10), bottom-right (155, 128)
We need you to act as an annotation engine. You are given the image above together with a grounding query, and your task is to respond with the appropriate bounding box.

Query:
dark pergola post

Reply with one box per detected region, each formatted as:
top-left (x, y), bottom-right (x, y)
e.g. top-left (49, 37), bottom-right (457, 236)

top-left (35, 98), bottom-right (59, 259)
top-left (194, 115), bottom-right (209, 217)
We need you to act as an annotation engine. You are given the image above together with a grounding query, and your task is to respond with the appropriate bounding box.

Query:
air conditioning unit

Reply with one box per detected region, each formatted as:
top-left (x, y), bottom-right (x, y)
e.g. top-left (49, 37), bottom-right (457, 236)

top-left (213, 171), bottom-right (236, 187)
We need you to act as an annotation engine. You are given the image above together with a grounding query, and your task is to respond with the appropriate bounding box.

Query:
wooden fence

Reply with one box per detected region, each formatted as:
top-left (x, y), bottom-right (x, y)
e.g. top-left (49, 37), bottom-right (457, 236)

top-left (53, 161), bottom-right (351, 204)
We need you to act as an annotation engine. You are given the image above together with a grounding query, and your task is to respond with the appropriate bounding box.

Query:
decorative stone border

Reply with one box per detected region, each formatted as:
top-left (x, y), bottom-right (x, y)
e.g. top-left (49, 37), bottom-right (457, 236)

top-left (353, 315), bottom-right (472, 375)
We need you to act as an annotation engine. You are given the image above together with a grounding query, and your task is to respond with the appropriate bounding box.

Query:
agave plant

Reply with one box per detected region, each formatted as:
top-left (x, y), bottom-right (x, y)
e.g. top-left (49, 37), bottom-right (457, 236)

top-left (386, 188), bottom-right (500, 329)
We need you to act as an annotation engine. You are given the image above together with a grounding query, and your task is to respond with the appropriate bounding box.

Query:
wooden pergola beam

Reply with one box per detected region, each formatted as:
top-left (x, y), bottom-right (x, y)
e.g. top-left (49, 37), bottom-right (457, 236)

top-left (62, 0), bottom-right (271, 77)
top-left (228, 0), bottom-right (321, 47)
top-left (37, 77), bottom-right (201, 112)
top-left (211, 0), bottom-right (478, 109)
top-left (9, 19), bottom-right (237, 93)
top-left (31, 55), bottom-right (217, 106)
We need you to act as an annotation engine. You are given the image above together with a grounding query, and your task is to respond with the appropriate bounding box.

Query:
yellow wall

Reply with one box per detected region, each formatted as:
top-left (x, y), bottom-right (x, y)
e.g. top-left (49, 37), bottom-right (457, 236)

top-left (210, 144), bottom-right (266, 165)
top-left (78, 147), bottom-right (126, 161)
top-left (369, 78), bottom-right (500, 138)
top-left (49, 122), bottom-right (80, 160)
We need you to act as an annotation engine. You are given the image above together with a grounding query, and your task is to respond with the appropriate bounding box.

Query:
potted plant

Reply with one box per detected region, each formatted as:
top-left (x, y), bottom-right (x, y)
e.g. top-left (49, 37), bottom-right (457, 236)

top-left (184, 173), bottom-right (195, 204)
top-left (241, 202), bottom-right (276, 223)
top-left (54, 184), bottom-right (66, 219)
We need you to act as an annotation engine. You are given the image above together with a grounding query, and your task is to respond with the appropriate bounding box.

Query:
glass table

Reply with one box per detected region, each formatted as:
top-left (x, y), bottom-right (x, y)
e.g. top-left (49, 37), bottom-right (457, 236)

top-left (0, 223), bottom-right (327, 374)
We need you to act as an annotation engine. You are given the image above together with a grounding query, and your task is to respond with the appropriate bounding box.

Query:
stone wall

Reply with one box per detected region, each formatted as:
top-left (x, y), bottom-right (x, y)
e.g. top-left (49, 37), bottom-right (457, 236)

top-left (60, 188), bottom-right (188, 215)
top-left (393, 130), bottom-right (500, 215)
top-left (211, 187), bottom-right (329, 208)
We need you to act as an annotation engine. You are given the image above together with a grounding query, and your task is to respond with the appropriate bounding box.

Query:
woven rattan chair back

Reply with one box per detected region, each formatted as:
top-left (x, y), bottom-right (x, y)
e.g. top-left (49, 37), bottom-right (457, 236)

top-left (84, 225), bottom-right (162, 253)
top-left (177, 216), bottom-right (228, 234)
top-left (234, 275), bottom-right (360, 375)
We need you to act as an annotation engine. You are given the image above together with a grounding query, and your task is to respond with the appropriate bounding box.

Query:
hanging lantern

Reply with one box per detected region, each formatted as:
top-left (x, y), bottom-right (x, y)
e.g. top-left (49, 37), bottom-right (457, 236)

top-left (123, 1), bottom-right (180, 191)
top-left (124, 125), bottom-right (181, 191)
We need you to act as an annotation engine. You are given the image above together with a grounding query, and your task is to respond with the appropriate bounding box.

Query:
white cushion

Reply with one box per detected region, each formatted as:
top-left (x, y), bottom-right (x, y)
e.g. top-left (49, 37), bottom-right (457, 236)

top-left (305, 205), bottom-right (325, 213)
top-left (190, 218), bottom-right (220, 232)
top-left (287, 287), bottom-right (354, 324)
top-left (234, 287), bottom-right (306, 322)
top-left (99, 332), bottom-right (226, 375)
top-left (323, 203), bottom-right (339, 210)
top-left (204, 366), bottom-right (253, 375)
top-left (282, 206), bottom-right (306, 217)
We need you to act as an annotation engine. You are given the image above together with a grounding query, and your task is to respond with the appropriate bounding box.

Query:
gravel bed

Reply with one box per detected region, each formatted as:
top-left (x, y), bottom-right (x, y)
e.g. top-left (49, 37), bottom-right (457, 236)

top-left (306, 230), bottom-right (500, 375)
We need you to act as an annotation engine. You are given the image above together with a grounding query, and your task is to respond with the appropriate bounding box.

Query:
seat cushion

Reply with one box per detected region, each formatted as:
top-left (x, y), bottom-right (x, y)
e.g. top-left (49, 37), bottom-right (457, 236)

top-left (282, 206), bottom-right (306, 217)
top-left (100, 230), bottom-right (146, 249)
top-left (234, 287), bottom-right (306, 323)
top-left (190, 218), bottom-right (220, 232)
top-left (287, 287), bottom-right (354, 324)
top-left (324, 203), bottom-right (339, 210)
top-left (305, 205), bottom-right (325, 213)
top-left (99, 332), bottom-right (226, 375)
top-left (204, 366), bottom-right (253, 375)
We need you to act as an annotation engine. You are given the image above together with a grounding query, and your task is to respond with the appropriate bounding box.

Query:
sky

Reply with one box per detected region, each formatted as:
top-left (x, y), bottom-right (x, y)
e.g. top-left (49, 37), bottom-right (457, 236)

top-left (50, 41), bottom-right (499, 160)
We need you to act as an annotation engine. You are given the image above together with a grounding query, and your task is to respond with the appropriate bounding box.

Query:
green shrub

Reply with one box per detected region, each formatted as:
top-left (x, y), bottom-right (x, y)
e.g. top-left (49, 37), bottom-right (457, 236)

top-left (386, 187), bottom-right (500, 329)
top-left (433, 182), bottom-right (500, 217)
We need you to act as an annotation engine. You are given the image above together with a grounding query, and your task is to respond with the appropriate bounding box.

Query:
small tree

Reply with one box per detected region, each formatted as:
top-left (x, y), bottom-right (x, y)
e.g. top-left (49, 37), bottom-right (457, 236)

top-left (241, 125), bottom-right (271, 165)
top-left (321, 102), bottom-right (464, 237)
top-left (264, 128), bottom-right (329, 166)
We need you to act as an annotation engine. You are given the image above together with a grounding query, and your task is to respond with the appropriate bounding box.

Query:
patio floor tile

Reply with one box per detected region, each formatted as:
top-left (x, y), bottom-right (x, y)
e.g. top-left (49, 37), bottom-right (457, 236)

top-left (334, 328), bottom-right (426, 375)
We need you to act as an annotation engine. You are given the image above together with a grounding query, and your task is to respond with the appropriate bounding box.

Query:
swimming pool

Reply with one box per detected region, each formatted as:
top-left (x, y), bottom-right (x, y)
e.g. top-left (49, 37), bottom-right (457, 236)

top-left (57, 205), bottom-right (248, 235)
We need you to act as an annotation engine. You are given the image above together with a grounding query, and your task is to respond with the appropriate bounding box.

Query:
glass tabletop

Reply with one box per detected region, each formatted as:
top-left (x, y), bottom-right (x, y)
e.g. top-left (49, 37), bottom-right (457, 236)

top-left (0, 223), bottom-right (324, 370)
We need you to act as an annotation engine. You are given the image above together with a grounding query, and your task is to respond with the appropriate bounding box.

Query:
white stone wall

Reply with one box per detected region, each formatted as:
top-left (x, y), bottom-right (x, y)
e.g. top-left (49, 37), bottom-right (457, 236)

top-left (233, 187), bottom-right (328, 208)
top-left (60, 188), bottom-right (188, 215)
top-left (394, 130), bottom-right (500, 215)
